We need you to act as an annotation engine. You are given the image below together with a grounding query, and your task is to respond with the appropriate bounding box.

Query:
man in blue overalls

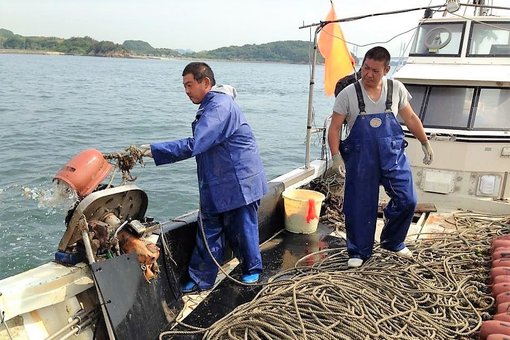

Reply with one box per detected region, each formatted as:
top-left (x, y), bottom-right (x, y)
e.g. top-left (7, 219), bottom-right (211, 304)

top-left (145, 62), bottom-right (268, 291)
top-left (328, 46), bottom-right (433, 268)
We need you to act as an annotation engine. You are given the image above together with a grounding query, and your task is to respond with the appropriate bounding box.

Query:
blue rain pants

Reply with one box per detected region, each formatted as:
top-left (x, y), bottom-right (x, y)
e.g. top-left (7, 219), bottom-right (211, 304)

top-left (188, 200), bottom-right (262, 290)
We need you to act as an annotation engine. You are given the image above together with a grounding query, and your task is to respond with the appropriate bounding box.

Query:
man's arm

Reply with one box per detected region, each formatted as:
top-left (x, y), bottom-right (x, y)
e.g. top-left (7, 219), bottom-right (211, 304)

top-left (399, 104), bottom-right (434, 165)
top-left (398, 104), bottom-right (427, 143)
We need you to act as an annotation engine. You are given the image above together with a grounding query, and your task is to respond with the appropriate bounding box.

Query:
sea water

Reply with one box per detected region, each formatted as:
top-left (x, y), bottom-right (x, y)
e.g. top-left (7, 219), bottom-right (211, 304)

top-left (0, 54), bottom-right (334, 279)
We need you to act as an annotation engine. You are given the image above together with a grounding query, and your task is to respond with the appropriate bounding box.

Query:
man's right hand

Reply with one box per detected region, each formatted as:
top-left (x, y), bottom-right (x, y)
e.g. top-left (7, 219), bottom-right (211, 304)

top-left (140, 144), bottom-right (152, 158)
top-left (331, 153), bottom-right (346, 178)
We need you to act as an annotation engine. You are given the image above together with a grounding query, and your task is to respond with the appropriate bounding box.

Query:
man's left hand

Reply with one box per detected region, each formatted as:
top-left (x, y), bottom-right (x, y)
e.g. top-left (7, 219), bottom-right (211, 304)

top-left (421, 141), bottom-right (433, 165)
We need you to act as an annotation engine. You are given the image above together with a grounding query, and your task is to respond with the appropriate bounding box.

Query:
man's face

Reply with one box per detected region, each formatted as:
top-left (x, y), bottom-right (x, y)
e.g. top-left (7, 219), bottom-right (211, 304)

top-left (361, 58), bottom-right (390, 88)
top-left (183, 73), bottom-right (210, 104)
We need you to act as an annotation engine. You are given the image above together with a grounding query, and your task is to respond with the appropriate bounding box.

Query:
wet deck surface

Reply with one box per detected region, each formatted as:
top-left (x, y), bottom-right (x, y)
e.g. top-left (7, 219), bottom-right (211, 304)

top-left (173, 222), bottom-right (344, 337)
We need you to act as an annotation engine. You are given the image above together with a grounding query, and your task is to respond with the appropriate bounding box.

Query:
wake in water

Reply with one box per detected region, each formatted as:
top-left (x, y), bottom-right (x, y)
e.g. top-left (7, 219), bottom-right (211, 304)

top-left (21, 180), bottom-right (78, 211)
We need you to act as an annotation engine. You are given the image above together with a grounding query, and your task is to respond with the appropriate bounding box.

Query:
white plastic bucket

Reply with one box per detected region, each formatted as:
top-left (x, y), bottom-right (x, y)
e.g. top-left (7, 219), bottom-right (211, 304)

top-left (282, 189), bottom-right (325, 234)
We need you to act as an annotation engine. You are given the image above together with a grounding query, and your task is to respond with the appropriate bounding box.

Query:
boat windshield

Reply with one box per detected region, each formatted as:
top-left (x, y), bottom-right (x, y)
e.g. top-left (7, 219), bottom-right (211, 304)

top-left (468, 21), bottom-right (510, 56)
top-left (405, 84), bottom-right (510, 131)
top-left (410, 22), bottom-right (465, 56)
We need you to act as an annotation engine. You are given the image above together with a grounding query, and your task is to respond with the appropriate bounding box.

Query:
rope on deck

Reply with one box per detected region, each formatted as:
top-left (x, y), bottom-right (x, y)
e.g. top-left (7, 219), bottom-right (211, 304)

top-left (159, 174), bottom-right (510, 339)
top-left (199, 212), bottom-right (507, 340)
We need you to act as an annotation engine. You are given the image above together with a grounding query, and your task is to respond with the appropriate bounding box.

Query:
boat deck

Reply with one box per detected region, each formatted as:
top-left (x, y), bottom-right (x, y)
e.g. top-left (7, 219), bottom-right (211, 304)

top-left (161, 205), bottom-right (509, 340)
top-left (173, 221), bottom-right (344, 336)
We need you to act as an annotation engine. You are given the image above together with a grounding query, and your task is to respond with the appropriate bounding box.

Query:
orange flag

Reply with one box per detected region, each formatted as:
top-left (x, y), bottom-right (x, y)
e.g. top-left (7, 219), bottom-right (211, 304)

top-left (318, 3), bottom-right (355, 96)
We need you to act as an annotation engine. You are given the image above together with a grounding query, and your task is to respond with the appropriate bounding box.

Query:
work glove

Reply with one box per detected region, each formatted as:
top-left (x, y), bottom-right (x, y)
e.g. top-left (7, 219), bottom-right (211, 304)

top-left (140, 144), bottom-right (152, 158)
top-left (331, 153), bottom-right (346, 178)
top-left (421, 141), bottom-right (433, 165)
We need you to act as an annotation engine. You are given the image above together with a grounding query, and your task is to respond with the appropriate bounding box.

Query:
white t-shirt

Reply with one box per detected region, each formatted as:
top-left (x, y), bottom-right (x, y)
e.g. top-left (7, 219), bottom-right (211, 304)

top-left (333, 78), bottom-right (411, 129)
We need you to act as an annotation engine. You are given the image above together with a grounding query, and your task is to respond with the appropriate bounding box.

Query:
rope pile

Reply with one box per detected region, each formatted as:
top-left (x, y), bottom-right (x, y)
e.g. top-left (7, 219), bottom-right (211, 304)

top-left (158, 170), bottom-right (510, 339)
top-left (161, 209), bottom-right (509, 339)
top-left (198, 212), bottom-right (508, 340)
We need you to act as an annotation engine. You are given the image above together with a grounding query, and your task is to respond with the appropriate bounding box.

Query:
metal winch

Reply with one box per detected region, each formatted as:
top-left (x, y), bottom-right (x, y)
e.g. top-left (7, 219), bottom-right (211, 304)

top-left (53, 148), bottom-right (161, 280)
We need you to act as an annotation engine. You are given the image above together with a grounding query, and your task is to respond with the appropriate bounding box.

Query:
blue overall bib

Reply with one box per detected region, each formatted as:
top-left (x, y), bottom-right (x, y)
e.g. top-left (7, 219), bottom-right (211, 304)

top-left (340, 80), bottom-right (416, 260)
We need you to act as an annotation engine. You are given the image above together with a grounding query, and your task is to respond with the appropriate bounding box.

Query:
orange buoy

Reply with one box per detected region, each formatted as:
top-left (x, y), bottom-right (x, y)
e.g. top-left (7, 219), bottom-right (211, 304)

top-left (494, 276), bottom-right (510, 284)
top-left (493, 240), bottom-right (510, 251)
top-left (487, 334), bottom-right (510, 340)
top-left (493, 259), bottom-right (510, 268)
top-left (493, 283), bottom-right (510, 298)
top-left (494, 313), bottom-right (510, 323)
top-left (494, 248), bottom-right (510, 261)
top-left (479, 320), bottom-right (510, 339)
top-left (498, 302), bottom-right (510, 314)
top-left (493, 268), bottom-right (510, 281)
top-left (497, 292), bottom-right (510, 305)
top-left (495, 235), bottom-right (510, 241)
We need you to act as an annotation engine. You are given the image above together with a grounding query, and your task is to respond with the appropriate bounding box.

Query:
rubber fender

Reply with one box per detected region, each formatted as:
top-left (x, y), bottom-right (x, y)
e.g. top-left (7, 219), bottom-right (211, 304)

top-left (493, 283), bottom-right (510, 298)
top-left (494, 235), bottom-right (510, 242)
top-left (494, 248), bottom-right (510, 261)
top-left (493, 268), bottom-right (510, 281)
top-left (494, 276), bottom-right (510, 284)
top-left (497, 292), bottom-right (510, 305)
top-left (493, 240), bottom-right (510, 252)
top-left (479, 320), bottom-right (510, 339)
top-left (487, 333), bottom-right (510, 340)
top-left (498, 302), bottom-right (510, 314)
top-left (494, 313), bottom-right (510, 323)
top-left (493, 259), bottom-right (510, 268)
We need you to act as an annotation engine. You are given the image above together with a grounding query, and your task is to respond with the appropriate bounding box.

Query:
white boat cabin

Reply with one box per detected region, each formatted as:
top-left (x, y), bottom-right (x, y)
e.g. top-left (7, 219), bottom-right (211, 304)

top-left (392, 13), bottom-right (510, 213)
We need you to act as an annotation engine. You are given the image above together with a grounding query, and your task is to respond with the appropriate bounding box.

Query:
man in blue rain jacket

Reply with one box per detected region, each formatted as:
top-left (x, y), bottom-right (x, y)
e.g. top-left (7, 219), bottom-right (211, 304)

top-left (328, 46), bottom-right (434, 268)
top-left (147, 62), bottom-right (267, 292)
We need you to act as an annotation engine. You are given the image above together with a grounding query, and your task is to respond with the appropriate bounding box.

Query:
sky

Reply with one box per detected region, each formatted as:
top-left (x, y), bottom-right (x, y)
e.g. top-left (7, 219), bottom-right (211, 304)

top-left (0, 0), bottom-right (507, 57)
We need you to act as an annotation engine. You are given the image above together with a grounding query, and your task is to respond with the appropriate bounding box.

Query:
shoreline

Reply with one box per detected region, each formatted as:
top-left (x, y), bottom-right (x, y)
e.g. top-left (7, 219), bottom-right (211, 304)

top-left (0, 48), bottom-right (65, 55)
top-left (0, 49), bottom-right (312, 65)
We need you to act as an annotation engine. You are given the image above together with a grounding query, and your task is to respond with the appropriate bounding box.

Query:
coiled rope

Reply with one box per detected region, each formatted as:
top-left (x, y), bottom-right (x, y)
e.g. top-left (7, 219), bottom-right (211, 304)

top-left (160, 174), bottom-right (509, 339)
top-left (199, 212), bottom-right (507, 340)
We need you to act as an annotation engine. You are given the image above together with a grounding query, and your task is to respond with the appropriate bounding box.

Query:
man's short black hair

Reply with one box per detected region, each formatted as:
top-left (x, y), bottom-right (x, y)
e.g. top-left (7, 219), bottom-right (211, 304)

top-left (363, 46), bottom-right (391, 67)
top-left (182, 62), bottom-right (216, 86)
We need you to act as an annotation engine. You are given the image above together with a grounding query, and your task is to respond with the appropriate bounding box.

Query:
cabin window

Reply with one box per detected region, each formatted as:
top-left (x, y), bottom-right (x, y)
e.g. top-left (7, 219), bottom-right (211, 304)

top-left (423, 87), bottom-right (474, 128)
top-left (406, 84), bottom-right (427, 117)
top-left (468, 22), bottom-right (510, 56)
top-left (410, 22), bottom-right (464, 56)
top-left (474, 88), bottom-right (510, 129)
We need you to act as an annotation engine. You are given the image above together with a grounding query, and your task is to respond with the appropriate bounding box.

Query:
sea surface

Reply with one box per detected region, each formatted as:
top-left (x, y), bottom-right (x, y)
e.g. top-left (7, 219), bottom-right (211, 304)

top-left (0, 54), bottom-right (334, 279)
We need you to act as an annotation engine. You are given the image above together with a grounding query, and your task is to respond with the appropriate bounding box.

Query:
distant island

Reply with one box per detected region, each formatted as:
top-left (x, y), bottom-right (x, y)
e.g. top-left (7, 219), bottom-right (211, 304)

top-left (0, 28), bottom-right (325, 64)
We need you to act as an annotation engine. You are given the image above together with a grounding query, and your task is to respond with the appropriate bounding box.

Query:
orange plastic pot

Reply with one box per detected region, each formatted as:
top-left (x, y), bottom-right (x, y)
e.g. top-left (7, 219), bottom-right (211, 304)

top-left (54, 149), bottom-right (112, 198)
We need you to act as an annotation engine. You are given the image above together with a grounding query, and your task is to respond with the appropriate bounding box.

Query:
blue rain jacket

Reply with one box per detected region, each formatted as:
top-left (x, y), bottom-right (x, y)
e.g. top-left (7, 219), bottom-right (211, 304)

top-left (151, 91), bottom-right (268, 214)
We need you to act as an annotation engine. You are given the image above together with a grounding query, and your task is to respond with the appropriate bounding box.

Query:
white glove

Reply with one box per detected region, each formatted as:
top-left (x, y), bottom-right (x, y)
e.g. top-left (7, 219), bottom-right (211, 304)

top-left (331, 153), bottom-right (346, 178)
top-left (421, 141), bottom-right (433, 165)
top-left (140, 144), bottom-right (152, 158)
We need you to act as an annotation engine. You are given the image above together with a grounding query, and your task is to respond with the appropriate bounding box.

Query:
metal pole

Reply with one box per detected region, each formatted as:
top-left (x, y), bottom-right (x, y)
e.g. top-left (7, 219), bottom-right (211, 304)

top-left (305, 25), bottom-right (322, 169)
